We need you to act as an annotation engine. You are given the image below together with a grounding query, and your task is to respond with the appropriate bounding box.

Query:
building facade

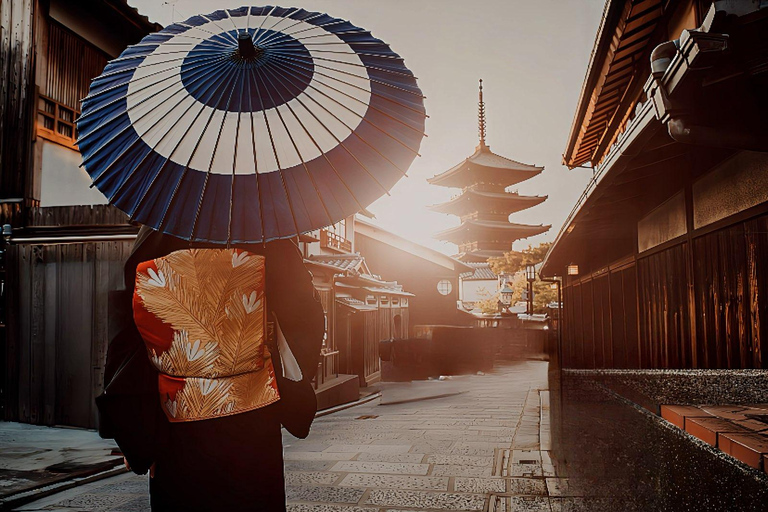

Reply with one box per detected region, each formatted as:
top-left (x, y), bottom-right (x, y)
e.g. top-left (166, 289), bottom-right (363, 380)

top-left (299, 215), bottom-right (414, 405)
top-left (0, 0), bottom-right (160, 428)
top-left (542, 0), bottom-right (768, 370)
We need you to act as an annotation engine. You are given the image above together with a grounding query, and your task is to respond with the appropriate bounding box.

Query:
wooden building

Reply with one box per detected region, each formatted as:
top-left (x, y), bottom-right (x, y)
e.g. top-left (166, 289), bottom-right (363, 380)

top-left (541, 0), bottom-right (768, 370)
top-left (300, 216), bottom-right (414, 405)
top-left (354, 216), bottom-right (474, 331)
top-left (0, 0), bottom-right (159, 427)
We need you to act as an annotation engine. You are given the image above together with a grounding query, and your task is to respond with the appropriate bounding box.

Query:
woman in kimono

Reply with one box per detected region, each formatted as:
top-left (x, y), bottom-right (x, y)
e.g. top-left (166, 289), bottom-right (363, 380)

top-left (97, 226), bottom-right (325, 511)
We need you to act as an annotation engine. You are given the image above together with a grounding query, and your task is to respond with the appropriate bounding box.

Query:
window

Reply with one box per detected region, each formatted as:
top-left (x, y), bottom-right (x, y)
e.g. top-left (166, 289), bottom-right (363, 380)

top-left (437, 279), bottom-right (453, 296)
top-left (366, 295), bottom-right (376, 305)
top-left (392, 298), bottom-right (399, 306)
top-left (37, 95), bottom-right (79, 147)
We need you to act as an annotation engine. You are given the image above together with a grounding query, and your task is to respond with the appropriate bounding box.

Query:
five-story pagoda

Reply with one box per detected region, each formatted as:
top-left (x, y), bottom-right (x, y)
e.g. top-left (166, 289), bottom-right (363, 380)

top-left (429, 80), bottom-right (550, 262)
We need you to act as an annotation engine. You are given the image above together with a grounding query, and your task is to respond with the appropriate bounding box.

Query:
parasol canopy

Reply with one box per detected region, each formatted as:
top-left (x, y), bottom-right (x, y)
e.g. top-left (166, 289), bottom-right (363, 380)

top-left (77, 6), bottom-right (426, 244)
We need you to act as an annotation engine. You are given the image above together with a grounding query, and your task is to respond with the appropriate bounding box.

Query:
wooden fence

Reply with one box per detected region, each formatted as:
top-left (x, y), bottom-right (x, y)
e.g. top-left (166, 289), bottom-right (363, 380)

top-left (5, 240), bottom-right (133, 427)
top-left (561, 211), bottom-right (768, 369)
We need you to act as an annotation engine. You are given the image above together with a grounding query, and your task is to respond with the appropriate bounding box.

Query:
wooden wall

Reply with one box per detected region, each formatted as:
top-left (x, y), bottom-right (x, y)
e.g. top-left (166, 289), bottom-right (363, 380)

top-left (5, 240), bottom-right (133, 427)
top-left (0, 0), bottom-right (36, 206)
top-left (561, 211), bottom-right (768, 370)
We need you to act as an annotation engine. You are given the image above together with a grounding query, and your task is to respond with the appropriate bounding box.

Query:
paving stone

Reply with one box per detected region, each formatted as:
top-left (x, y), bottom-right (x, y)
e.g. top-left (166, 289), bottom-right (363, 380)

top-left (285, 471), bottom-right (342, 486)
top-left (323, 444), bottom-right (411, 454)
top-left (287, 504), bottom-right (378, 512)
top-left (549, 497), bottom-right (588, 512)
top-left (284, 442), bottom-right (333, 452)
top-left (339, 473), bottom-right (448, 490)
top-left (512, 450), bottom-right (542, 463)
top-left (446, 443), bottom-right (495, 457)
top-left (364, 489), bottom-right (485, 510)
top-left (110, 497), bottom-right (151, 512)
top-left (94, 479), bottom-right (148, 495)
top-left (330, 461), bottom-right (430, 475)
top-left (430, 464), bottom-right (493, 477)
top-left (507, 463), bottom-right (543, 477)
top-left (425, 454), bottom-right (493, 466)
top-left (507, 496), bottom-right (552, 511)
top-left (285, 452), bottom-right (357, 461)
top-left (285, 485), bottom-right (365, 504)
top-left (284, 460), bottom-right (336, 472)
top-left (453, 477), bottom-right (505, 493)
top-left (355, 452), bottom-right (425, 463)
top-left (508, 478), bottom-right (548, 495)
top-left (55, 493), bottom-right (132, 510)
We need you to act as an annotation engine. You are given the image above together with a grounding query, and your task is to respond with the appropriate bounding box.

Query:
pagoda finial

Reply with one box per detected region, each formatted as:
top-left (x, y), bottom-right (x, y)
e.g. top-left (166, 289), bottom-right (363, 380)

top-left (478, 79), bottom-right (487, 150)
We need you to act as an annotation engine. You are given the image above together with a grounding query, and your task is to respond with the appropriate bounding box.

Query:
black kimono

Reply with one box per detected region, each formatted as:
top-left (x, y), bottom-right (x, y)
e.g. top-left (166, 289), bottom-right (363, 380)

top-left (97, 227), bottom-right (325, 511)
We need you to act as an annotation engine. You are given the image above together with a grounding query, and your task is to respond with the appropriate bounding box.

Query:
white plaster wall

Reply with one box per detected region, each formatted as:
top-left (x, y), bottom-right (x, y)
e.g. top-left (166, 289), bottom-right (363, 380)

top-left (460, 278), bottom-right (498, 303)
top-left (40, 141), bottom-right (109, 207)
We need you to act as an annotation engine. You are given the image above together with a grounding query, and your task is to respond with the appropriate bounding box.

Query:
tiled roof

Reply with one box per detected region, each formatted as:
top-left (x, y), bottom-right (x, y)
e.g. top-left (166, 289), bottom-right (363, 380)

top-left (307, 254), bottom-right (364, 272)
top-left (335, 296), bottom-right (377, 312)
top-left (460, 262), bottom-right (498, 281)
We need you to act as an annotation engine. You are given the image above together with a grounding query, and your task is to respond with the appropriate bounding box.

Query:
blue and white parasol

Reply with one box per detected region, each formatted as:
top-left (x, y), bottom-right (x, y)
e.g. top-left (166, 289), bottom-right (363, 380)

top-left (77, 6), bottom-right (426, 243)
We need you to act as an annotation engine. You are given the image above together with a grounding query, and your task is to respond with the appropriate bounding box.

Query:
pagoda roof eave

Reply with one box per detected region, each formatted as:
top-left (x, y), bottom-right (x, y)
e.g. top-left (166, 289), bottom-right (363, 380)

top-left (434, 220), bottom-right (551, 244)
top-left (428, 146), bottom-right (543, 189)
top-left (454, 250), bottom-right (508, 262)
top-left (428, 191), bottom-right (548, 215)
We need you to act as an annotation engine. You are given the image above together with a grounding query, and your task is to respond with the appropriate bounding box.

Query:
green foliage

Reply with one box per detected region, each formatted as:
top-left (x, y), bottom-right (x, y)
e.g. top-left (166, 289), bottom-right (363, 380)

top-left (488, 242), bottom-right (552, 275)
top-left (474, 289), bottom-right (502, 315)
top-left (488, 242), bottom-right (556, 314)
top-left (503, 272), bottom-right (557, 314)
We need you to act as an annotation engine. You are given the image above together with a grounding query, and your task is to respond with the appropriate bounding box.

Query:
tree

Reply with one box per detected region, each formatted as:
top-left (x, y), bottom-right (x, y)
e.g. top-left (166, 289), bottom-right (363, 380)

top-left (475, 291), bottom-right (502, 315)
top-left (488, 242), bottom-right (556, 314)
top-left (488, 242), bottom-right (552, 276)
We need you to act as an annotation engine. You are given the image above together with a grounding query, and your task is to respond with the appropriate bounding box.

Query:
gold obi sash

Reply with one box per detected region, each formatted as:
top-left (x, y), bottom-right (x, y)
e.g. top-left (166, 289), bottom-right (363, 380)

top-left (133, 248), bottom-right (280, 422)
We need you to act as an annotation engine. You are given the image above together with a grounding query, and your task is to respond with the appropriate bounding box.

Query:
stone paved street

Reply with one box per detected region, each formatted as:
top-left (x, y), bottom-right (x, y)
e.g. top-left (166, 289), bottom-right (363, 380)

top-left (15, 361), bottom-right (582, 511)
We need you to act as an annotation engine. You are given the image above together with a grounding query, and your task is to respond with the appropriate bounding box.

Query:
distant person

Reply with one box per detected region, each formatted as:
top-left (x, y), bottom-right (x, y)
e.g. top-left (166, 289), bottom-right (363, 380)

top-left (97, 226), bottom-right (325, 511)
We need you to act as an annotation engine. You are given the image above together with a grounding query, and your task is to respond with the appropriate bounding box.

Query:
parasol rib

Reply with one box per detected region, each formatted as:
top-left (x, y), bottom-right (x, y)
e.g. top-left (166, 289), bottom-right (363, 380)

top-left (78, 54), bottom-right (229, 145)
top-left (155, 64), bottom-right (243, 234)
top-left (80, 54), bottom-right (231, 167)
top-left (263, 62), bottom-right (412, 179)
top-left (264, 58), bottom-right (424, 154)
top-left (189, 63), bottom-right (243, 241)
top-left (109, 57), bottom-right (240, 212)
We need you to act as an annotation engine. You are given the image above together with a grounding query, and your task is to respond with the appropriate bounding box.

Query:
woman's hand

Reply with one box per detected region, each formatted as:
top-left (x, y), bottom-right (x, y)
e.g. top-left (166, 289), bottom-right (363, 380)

top-left (123, 457), bottom-right (156, 478)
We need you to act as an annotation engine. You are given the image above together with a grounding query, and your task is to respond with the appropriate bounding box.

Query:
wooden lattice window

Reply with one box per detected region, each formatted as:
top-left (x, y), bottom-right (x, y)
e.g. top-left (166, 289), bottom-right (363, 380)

top-left (37, 95), bottom-right (79, 147)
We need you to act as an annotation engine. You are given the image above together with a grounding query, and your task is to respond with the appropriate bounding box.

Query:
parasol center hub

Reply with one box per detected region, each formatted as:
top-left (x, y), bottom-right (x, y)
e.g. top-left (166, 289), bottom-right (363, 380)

top-left (236, 32), bottom-right (263, 61)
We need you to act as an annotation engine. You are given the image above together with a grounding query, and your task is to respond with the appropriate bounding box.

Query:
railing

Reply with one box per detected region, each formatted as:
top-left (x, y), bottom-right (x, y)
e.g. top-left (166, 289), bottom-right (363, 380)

top-left (320, 228), bottom-right (352, 252)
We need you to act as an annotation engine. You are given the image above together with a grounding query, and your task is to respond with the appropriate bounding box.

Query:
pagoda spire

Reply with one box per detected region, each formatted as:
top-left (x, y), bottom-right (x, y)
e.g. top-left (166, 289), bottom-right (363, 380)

top-left (478, 79), bottom-right (488, 150)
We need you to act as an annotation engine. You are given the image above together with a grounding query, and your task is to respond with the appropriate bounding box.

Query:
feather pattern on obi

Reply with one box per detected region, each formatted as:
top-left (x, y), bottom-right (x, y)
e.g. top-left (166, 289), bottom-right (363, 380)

top-left (133, 248), bottom-right (279, 422)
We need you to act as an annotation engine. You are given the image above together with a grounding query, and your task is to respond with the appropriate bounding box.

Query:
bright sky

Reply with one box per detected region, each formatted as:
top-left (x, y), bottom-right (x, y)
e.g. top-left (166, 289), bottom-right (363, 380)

top-left (129, 0), bottom-right (605, 255)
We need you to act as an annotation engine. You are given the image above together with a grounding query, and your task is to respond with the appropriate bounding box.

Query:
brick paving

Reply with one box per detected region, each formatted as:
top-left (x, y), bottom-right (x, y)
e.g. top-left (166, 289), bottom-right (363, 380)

top-left (660, 403), bottom-right (768, 473)
top-left (15, 360), bottom-right (587, 511)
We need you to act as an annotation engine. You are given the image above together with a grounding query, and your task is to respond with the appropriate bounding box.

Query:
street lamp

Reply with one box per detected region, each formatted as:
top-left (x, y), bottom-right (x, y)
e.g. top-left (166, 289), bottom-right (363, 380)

top-left (525, 264), bottom-right (536, 315)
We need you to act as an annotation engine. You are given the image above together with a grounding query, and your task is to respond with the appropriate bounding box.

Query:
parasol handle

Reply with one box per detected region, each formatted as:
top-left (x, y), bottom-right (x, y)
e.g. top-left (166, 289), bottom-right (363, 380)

top-left (237, 32), bottom-right (261, 60)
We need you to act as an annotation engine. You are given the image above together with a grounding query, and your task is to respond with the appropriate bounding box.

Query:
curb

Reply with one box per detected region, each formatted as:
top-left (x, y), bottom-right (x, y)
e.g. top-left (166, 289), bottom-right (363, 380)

top-left (0, 464), bottom-right (127, 511)
top-left (379, 390), bottom-right (465, 406)
top-left (316, 392), bottom-right (381, 417)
